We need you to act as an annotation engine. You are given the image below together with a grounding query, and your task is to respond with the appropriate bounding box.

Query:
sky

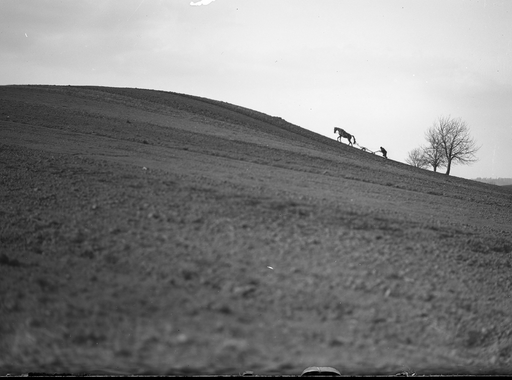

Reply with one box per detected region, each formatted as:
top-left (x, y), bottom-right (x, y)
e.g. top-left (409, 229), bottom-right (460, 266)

top-left (1, 0), bottom-right (511, 180)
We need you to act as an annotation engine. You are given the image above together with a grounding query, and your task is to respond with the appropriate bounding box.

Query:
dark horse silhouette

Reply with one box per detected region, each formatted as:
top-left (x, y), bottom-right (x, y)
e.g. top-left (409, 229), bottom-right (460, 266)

top-left (334, 127), bottom-right (356, 146)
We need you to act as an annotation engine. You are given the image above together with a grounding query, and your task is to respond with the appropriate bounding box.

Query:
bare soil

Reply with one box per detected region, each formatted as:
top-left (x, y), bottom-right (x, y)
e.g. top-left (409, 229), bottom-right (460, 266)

top-left (1, 85), bottom-right (512, 376)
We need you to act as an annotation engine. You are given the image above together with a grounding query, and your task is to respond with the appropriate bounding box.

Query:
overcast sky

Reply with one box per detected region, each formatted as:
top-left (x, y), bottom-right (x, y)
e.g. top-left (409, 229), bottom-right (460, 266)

top-left (2, 0), bottom-right (511, 180)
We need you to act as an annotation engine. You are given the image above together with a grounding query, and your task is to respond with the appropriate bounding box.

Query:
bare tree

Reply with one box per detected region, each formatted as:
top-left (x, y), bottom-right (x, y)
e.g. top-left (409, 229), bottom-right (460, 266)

top-left (422, 129), bottom-right (446, 173)
top-left (405, 147), bottom-right (429, 169)
top-left (428, 116), bottom-right (480, 175)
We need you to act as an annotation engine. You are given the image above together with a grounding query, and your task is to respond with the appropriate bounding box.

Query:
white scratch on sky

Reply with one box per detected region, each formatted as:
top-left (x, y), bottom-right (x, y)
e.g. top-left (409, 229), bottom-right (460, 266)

top-left (127, 0), bottom-right (146, 23)
top-left (190, 0), bottom-right (216, 6)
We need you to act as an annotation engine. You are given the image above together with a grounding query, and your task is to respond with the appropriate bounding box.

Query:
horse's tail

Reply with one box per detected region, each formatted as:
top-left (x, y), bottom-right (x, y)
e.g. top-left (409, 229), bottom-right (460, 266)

top-left (352, 135), bottom-right (356, 144)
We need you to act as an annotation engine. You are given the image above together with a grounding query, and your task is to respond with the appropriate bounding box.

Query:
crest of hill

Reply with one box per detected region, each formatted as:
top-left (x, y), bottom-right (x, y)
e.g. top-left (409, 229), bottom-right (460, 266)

top-left (83, 86), bottom-right (335, 149)
top-left (179, 93), bottom-right (318, 141)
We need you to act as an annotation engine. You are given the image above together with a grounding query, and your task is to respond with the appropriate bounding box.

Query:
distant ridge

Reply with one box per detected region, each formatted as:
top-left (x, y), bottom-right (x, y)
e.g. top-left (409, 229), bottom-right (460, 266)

top-left (474, 177), bottom-right (512, 186)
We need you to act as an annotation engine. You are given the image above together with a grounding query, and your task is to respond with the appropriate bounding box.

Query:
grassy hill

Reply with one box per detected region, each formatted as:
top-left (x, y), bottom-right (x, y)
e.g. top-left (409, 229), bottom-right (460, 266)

top-left (1, 85), bottom-right (512, 375)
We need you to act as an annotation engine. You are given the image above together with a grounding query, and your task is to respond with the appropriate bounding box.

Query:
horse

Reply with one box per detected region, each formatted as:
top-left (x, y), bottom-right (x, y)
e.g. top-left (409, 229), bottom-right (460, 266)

top-left (334, 127), bottom-right (356, 146)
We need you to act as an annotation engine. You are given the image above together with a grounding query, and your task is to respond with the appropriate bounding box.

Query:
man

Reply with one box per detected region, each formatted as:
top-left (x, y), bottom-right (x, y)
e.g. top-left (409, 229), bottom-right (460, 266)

top-left (380, 147), bottom-right (387, 159)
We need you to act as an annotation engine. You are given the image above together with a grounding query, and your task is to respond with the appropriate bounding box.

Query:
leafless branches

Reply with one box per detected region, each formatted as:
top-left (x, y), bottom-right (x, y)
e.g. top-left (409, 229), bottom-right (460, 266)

top-left (407, 116), bottom-right (480, 175)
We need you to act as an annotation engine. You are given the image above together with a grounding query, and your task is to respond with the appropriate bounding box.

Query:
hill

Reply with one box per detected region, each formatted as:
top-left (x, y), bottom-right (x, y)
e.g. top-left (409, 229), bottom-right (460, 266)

top-left (1, 85), bottom-right (512, 375)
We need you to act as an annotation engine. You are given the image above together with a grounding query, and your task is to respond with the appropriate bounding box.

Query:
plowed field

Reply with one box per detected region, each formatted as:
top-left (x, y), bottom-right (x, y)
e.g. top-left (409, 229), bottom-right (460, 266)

top-left (1, 85), bottom-right (512, 375)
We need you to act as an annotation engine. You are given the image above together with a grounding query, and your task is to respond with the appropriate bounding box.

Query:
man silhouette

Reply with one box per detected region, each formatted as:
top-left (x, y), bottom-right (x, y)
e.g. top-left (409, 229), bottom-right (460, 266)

top-left (380, 147), bottom-right (387, 159)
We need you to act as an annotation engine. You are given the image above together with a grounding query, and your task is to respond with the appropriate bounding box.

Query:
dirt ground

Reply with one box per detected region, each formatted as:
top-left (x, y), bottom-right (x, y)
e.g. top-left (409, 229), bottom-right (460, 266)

top-left (1, 85), bottom-right (512, 376)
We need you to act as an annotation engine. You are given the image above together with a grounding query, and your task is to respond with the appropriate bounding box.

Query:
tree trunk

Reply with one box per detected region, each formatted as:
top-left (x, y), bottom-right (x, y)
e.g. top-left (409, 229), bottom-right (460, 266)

top-left (445, 160), bottom-right (451, 175)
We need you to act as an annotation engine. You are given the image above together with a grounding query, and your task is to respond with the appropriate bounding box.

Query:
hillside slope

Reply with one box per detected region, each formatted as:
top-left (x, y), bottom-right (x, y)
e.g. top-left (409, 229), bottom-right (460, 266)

top-left (1, 85), bottom-right (512, 375)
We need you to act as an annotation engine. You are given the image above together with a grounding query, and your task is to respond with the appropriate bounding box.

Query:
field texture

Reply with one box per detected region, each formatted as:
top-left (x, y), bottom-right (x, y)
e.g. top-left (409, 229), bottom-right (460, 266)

top-left (1, 85), bottom-right (512, 375)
